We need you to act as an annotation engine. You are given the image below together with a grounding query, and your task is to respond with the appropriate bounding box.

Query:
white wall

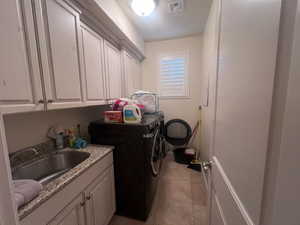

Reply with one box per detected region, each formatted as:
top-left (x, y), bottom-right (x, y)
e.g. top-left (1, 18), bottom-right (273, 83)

top-left (3, 106), bottom-right (108, 153)
top-left (142, 35), bottom-right (203, 145)
top-left (199, 0), bottom-right (220, 161)
top-left (261, 0), bottom-right (300, 224)
top-left (0, 114), bottom-right (19, 225)
top-left (95, 0), bottom-right (145, 54)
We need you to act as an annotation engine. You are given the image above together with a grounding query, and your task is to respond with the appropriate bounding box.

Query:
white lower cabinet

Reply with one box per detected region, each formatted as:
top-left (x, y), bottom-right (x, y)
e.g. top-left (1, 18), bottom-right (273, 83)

top-left (47, 195), bottom-right (86, 225)
top-left (47, 167), bottom-right (115, 225)
top-left (85, 167), bottom-right (116, 225)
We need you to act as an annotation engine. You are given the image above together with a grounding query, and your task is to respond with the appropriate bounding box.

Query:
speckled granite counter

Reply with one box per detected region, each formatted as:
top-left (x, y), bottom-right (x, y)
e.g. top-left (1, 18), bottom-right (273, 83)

top-left (17, 145), bottom-right (114, 220)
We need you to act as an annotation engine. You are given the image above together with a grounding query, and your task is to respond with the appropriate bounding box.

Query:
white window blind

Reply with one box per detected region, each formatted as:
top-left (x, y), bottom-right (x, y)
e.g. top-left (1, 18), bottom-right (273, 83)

top-left (159, 53), bottom-right (189, 98)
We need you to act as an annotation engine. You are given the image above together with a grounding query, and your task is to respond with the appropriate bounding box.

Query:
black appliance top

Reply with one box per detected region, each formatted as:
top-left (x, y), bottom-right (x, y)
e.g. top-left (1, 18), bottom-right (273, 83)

top-left (89, 111), bottom-right (164, 140)
top-left (91, 112), bottom-right (164, 127)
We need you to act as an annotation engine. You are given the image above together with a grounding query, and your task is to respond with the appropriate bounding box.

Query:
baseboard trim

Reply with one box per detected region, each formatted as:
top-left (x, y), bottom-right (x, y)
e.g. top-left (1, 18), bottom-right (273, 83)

top-left (213, 156), bottom-right (255, 225)
top-left (214, 192), bottom-right (228, 225)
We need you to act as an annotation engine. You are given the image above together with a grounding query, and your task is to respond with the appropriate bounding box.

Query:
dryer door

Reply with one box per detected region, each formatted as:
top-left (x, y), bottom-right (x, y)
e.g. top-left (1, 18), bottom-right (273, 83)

top-left (150, 128), bottom-right (162, 176)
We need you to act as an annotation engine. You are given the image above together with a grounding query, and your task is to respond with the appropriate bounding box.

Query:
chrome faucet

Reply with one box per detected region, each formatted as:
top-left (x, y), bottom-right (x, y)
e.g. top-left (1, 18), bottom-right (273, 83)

top-left (10, 147), bottom-right (39, 161)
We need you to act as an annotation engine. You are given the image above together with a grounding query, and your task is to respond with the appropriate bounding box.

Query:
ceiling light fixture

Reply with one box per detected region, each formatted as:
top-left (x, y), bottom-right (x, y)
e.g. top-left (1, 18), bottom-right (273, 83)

top-left (131, 0), bottom-right (156, 17)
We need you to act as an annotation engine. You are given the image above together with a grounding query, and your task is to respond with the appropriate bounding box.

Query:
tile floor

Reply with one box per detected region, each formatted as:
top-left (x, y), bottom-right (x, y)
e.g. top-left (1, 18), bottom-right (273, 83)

top-left (109, 152), bottom-right (208, 225)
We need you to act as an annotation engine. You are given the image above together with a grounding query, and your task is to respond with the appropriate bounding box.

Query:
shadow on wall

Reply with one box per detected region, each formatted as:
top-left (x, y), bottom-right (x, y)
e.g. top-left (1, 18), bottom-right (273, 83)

top-left (3, 105), bottom-right (110, 153)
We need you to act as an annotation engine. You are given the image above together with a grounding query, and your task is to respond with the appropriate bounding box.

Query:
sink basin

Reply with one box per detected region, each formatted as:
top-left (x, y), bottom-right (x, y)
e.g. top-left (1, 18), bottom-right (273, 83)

top-left (12, 151), bottom-right (90, 185)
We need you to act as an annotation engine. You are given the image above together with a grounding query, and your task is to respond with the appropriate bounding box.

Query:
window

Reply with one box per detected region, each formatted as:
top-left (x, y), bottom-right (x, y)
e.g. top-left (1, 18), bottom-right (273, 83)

top-left (158, 52), bottom-right (189, 98)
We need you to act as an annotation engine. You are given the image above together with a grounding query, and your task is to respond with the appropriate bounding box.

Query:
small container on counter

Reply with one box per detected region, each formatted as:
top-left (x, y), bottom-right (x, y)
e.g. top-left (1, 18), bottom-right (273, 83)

top-left (104, 111), bottom-right (123, 123)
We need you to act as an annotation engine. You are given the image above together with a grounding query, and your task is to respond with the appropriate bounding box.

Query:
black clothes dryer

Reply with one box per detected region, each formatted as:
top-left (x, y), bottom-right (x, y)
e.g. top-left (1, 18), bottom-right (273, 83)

top-left (89, 112), bottom-right (165, 221)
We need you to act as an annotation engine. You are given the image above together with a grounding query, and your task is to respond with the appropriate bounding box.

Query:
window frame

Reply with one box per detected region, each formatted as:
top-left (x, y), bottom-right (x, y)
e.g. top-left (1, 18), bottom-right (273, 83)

top-left (157, 51), bottom-right (190, 99)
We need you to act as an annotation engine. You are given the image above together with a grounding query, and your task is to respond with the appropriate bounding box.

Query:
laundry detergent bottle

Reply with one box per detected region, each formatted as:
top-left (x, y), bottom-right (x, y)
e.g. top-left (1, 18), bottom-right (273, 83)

top-left (123, 104), bottom-right (142, 124)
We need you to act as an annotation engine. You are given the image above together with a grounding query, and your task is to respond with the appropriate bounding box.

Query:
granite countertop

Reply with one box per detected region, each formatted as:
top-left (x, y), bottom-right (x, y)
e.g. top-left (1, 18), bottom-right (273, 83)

top-left (17, 145), bottom-right (114, 220)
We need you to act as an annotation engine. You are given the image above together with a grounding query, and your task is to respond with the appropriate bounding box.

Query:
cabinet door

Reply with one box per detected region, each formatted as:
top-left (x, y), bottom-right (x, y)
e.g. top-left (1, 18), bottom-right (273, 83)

top-left (0, 0), bottom-right (44, 114)
top-left (104, 41), bottom-right (122, 100)
top-left (80, 24), bottom-right (106, 105)
top-left (132, 58), bottom-right (142, 91)
top-left (122, 51), bottom-right (135, 97)
top-left (123, 51), bottom-right (142, 97)
top-left (35, 0), bottom-right (83, 110)
top-left (85, 167), bottom-right (116, 225)
top-left (47, 194), bottom-right (85, 225)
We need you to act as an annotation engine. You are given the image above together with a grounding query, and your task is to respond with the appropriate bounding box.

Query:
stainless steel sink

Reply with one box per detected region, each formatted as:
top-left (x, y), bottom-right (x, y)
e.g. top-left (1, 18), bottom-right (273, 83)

top-left (12, 151), bottom-right (90, 185)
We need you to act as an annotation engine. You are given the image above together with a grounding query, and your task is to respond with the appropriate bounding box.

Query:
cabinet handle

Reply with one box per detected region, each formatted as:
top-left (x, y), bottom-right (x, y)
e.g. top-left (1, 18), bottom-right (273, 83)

top-left (47, 99), bottom-right (54, 103)
top-left (38, 100), bottom-right (44, 104)
top-left (80, 201), bottom-right (85, 207)
top-left (86, 195), bottom-right (91, 200)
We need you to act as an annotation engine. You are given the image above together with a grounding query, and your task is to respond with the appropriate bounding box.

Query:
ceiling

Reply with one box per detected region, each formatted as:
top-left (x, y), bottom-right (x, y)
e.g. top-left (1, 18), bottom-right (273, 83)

top-left (117, 0), bottom-right (212, 42)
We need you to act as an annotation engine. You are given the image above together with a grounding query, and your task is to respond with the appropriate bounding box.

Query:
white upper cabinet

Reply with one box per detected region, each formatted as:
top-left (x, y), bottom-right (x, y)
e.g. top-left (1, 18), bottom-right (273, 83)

top-left (122, 51), bottom-right (142, 97)
top-left (133, 58), bottom-right (142, 91)
top-left (35, 0), bottom-right (84, 109)
top-left (80, 24), bottom-right (106, 105)
top-left (0, 0), bottom-right (44, 114)
top-left (122, 51), bottom-right (135, 97)
top-left (0, 0), bottom-right (143, 114)
top-left (104, 41), bottom-right (122, 100)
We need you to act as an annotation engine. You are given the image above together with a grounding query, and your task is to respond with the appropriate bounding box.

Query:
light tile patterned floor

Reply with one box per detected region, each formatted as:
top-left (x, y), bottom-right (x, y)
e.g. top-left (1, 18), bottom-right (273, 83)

top-left (109, 153), bottom-right (208, 225)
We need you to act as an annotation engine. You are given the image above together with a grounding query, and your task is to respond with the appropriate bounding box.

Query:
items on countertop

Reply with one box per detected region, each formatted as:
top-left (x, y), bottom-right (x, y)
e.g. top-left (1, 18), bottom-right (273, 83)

top-left (123, 104), bottom-right (142, 123)
top-left (105, 98), bottom-right (144, 124)
top-left (47, 125), bottom-right (87, 149)
top-left (13, 179), bottom-right (42, 208)
top-left (104, 91), bottom-right (160, 124)
top-left (131, 91), bottom-right (159, 114)
top-left (74, 138), bottom-right (88, 149)
top-left (112, 98), bottom-right (129, 111)
top-left (67, 124), bottom-right (87, 149)
top-left (67, 128), bottom-right (77, 148)
top-left (104, 111), bottom-right (123, 123)
top-left (112, 98), bottom-right (145, 112)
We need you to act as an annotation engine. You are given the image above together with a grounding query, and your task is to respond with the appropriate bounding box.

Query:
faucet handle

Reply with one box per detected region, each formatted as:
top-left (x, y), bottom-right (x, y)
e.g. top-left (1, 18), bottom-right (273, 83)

top-left (30, 147), bottom-right (39, 155)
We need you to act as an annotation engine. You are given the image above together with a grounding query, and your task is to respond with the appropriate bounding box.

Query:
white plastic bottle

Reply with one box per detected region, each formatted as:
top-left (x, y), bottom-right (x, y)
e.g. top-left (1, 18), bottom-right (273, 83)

top-left (123, 104), bottom-right (142, 123)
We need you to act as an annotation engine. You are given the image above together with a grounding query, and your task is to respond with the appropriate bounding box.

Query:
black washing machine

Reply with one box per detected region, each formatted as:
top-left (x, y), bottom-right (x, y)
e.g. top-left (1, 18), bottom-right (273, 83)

top-left (89, 112), bottom-right (165, 221)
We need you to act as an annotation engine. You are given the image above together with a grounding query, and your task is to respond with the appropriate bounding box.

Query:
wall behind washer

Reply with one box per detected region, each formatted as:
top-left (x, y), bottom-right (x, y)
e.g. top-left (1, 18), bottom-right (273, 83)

top-left (141, 35), bottom-right (203, 145)
top-left (3, 106), bottom-right (109, 153)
